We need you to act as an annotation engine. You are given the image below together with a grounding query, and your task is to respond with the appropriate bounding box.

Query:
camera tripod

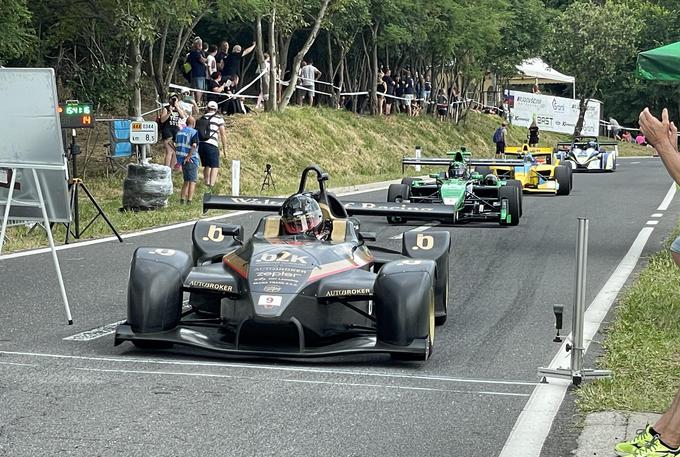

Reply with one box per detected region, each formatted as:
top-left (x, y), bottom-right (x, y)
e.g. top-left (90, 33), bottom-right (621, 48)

top-left (64, 130), bottom-right (122, 244)
top-left (261, 163), bottom-right (276, 191)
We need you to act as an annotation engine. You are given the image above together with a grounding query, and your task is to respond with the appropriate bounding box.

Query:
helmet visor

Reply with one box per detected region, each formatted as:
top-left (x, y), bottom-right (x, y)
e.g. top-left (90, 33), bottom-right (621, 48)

top-left (283, 212), bottom-right (323, 234)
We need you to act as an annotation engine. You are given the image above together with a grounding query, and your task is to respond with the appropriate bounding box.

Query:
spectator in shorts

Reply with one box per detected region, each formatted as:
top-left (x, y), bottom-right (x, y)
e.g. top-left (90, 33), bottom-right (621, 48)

top-left (613, 107), bottom-right (680, 457)
top-left (404, 71), bottom-right (415, 116)
top-left (188, 38), bottom-right (207, 105)
top-left (174, 117), bottom-right (200, 204)
top-left (376, 70), bottom-right (386, 115)
top-left (621, 130), bottom-right (633, 142)
top-left (159, 93), bottom-right (186, 168)
top-left (198, 101), bottom-right (228, 192)
top-left (300, 59), bottom-right (321, 106)
top-left (383, 67), bottom-right (395, 115)
top-left (436, 89), bottom-right (448, 122)
top-left (493, 122), bottom-right (507, 157)
top-left (223, 42), bottom-right (256, 87)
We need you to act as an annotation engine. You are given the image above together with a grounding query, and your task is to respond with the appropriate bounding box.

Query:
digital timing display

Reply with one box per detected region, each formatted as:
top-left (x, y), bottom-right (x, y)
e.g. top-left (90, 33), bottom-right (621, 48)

top-left (58, 102), bottom-right (94, 128)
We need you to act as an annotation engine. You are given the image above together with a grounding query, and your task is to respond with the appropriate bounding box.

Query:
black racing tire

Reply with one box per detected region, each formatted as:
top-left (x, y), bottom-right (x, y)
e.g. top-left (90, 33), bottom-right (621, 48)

top-left (506, 179), bottom-right (523, 216)
top-left (476, 165), bottom-right (491, 176)
top-left (555, 165), bottom-right (572, 196)
top-left (435, 273), bottom-right (449, 326)
top-left (499, 185), bottom-right (520, 226)
top-left (386, 183), bottom-right (410, 224)
top-left (401, 177), bottom-right (415, 188)
top-left (127, 247), bottom-right (192, 337)
top-left (374, 262), bottom-right (436, 361)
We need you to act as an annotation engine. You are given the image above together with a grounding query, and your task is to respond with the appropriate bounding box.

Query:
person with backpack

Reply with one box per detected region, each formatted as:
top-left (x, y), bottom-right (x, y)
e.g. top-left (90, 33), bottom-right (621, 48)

top-left (174, 117), bottom-right (200, 204)
top-left (493, 123), bottom-right (507, 157)
top-left (197, 101), bottom-right (228, 192)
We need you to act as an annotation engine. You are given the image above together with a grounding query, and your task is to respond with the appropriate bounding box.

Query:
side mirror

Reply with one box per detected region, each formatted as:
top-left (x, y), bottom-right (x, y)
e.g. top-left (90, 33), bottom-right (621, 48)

top-left (221, 225), bottom-right (243, 239)
top-left (359, 231), bottom-right (377, 242)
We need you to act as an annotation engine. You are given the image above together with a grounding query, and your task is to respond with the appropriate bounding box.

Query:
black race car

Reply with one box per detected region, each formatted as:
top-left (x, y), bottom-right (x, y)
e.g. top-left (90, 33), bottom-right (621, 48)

top-left (115, 165), bottom-right (452, 361)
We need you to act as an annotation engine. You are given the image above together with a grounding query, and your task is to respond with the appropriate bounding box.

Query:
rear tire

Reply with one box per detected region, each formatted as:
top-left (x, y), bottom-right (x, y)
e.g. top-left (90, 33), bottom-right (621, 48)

top-left (498, 185), bottom-right (520, 226)
top-left (401, 177), bottom-right (415, 187)
top-left (386, 184), bottom-right (410, 224)
top-left (555, 165), bottom-right (572, 196)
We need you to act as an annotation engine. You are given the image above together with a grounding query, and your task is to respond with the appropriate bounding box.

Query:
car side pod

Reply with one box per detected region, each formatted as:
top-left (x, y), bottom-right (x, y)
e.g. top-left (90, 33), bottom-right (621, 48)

top-left (125, 247), bottom-right (193, 335)
top-left (374, 259), bottom-right (436, 360)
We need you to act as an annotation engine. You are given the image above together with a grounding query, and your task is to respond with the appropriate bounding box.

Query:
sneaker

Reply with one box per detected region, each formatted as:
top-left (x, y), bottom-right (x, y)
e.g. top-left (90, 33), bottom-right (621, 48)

top-left (179, 199), bottom-right (186, 205)
top-left (616, 425), bottom-right (657, 456)
top-left (627, 436), bottom-right (680, 456)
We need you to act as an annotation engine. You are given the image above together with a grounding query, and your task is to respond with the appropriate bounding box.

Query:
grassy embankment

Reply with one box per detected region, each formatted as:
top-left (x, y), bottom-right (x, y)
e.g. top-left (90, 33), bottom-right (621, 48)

top-left (578, 224), bottom-right (680, 413)
top-left (2, 107), bottom-right (651, 253)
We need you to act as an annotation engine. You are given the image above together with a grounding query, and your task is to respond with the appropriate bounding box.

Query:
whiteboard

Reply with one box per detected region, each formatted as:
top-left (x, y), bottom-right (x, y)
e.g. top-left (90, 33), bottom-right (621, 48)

top-left (0, 68), bottom-right (71, 222)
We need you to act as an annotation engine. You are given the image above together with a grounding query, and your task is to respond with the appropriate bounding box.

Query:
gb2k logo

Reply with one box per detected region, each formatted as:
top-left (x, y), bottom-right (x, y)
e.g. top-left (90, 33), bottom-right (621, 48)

top-left (257, 251), bottom-right (308, 264)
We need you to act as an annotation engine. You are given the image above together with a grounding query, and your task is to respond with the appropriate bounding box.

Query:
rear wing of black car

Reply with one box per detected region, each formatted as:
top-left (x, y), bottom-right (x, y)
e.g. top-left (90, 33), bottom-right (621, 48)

top-left (203, 195), bottom-right (457, 221)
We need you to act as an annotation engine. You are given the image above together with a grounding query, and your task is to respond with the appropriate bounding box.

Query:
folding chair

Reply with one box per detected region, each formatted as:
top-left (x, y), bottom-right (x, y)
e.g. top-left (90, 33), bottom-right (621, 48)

top-left (104, 119), bottom-right (134, 177)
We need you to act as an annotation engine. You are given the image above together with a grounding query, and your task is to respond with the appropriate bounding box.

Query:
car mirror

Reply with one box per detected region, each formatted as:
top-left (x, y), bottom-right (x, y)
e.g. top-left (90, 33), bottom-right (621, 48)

top-left (429, 173), bottom-right (439, 179)
top-left (359, 231), bottom-right (376, 242)
top-left (221, 225), bottom-right (242, 238)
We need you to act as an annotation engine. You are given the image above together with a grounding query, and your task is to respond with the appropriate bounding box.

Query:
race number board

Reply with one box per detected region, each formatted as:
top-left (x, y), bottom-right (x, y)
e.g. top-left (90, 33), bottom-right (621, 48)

top-left (130, 121), bottom-right (158, 144)
top-left (0, 68), bottom-right (71, 222)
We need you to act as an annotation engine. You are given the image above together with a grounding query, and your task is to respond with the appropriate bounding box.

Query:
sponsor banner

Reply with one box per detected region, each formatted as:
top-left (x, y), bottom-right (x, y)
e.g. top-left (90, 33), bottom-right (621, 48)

top-left (506, 91), bottom-right (601, 135)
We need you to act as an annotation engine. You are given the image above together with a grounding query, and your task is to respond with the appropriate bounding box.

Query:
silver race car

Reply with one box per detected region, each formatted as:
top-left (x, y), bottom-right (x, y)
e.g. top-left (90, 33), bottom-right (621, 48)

top-left (555, 137), bottom-right (618, 172)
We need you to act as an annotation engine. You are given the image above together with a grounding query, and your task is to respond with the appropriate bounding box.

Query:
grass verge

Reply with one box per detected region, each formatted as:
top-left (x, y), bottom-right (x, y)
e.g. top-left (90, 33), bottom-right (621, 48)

top-left (577, 223), bottom-right (680, 413)
top-left (1, 107), bottom-right (653, 253)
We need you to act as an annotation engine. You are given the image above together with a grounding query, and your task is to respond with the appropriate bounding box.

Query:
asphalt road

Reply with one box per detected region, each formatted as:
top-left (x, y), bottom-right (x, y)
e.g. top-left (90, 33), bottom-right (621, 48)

top-left (0, 157), bottom-right (677, 457)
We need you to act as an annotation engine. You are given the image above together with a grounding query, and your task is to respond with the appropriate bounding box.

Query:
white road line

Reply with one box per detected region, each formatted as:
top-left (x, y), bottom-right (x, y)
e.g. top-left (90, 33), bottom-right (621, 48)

top-left (0, 361), bottom-right (38, 367)
top-left (651, 213), bottom-right (663, 218)
top-left (390, 222), bottom-right (439, 240)
top-left (0, 350), bottom-right (537, 387)
top-left (500, 225), bottom-right (658, 457)
top-left (647, 220), bottom-right (659, 225)
top-left (71, 366), bottom-right (531, 397)
top-left (0, 183), bottom-right (395, 261)
top-left (63, 320), bottom-right (125, 341)
top-left (631, 161), bottom-right (640, 164)
top-left (658, 183), bottom-right (677, 211)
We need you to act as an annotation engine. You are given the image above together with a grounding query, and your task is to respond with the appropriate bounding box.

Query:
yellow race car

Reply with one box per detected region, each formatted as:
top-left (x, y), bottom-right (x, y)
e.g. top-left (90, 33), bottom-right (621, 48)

top-left (477, 145), bottom-right (573, 195)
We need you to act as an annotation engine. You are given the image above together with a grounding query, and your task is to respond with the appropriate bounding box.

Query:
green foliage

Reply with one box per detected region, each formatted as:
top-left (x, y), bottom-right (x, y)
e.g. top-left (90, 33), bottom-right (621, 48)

top-left (544, 0), bottom-right (642, 101)
top-left (578, 224), bottom-right (680, 413)
top-left (0, 0), bottom-right (36, 63)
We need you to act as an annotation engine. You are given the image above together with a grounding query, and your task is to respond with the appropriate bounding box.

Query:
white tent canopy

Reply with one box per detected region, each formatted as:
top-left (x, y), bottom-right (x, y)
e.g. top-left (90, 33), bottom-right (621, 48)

top-left (509, 58), bottom-right (576, 98)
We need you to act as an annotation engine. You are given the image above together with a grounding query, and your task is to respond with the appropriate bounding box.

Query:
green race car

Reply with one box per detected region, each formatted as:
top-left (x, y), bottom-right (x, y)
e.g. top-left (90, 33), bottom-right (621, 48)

top-left (389, 150), bottom-right (523, 226)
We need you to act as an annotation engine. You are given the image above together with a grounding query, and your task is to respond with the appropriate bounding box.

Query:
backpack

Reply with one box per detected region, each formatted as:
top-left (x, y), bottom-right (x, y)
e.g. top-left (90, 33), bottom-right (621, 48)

top-left (492, 127), bottom-right (504, 143)
top-left (182, 54), bottom-right (192, 82)
top-left (196, 114), bottom-right (217, 142)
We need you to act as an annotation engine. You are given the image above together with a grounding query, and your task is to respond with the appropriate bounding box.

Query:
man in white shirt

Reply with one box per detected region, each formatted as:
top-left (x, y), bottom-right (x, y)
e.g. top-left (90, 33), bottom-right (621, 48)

top-left (198, 101), bottom-right (228, 192)
top-left (300, 59), bottom-right (321, 106)
top-left (206, 44), bottom-right (218, 77)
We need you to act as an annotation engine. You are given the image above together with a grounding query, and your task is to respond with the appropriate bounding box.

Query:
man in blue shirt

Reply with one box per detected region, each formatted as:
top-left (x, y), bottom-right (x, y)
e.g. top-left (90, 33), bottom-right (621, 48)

top-left (175, 116), bottom-right (200, 204)
top-left (188, 38), bottom-right (207, 105)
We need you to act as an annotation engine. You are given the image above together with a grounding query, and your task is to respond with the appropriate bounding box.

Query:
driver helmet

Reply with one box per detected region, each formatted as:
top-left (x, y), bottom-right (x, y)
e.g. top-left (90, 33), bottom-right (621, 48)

top-left (588, 140), bottom-right (597, 149)
top-left (281, 193), bottom-right (324, 235)
top-left (485, 174), bottom-right (498, 185)
top-left (449, 162), bottom-right (467, 178)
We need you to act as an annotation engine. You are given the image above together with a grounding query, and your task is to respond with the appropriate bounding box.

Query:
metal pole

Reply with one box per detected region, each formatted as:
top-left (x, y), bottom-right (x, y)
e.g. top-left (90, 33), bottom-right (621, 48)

top-left (232, 160), bottom-right (240, 196)
top-left (0, 168), bottom-right (18, 255)
top-left (415, 146), bottom-right (422, 172)
top-left (571, 217), bottom-right (588, 379)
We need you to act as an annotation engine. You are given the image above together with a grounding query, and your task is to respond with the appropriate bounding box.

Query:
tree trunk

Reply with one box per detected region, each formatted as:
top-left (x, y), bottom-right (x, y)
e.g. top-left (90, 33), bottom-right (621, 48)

top-left (163, 12), bottom-right (206, 92)
top-left (128, 39), bottom-right (142, 118)
top-left (278, 0), bottom-right (331, 111)
top-left (573, 96), bottom-right (590, 137)
top-left (266, 8), bottom-right (278, 112)
top-left (370, 22), bottom-right (379, 115)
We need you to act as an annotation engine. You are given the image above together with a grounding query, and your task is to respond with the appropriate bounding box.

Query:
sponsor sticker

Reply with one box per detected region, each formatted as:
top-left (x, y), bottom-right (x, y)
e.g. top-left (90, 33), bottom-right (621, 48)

top-left (263, 285), bottom-right (281, 293)
top-left (258, 295), bottom-right (282, 308)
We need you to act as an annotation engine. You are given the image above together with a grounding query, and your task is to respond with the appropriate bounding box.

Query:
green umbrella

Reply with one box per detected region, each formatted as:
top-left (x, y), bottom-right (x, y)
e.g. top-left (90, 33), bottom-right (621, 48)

top-left (637, 41), bottom-right (680, 80)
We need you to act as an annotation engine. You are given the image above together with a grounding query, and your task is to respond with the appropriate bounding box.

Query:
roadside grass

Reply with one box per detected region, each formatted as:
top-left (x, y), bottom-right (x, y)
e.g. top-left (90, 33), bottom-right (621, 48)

top-left (1, 107), bottom-right (652, 253)
top-left (577, 223), bottom-right (680, 413)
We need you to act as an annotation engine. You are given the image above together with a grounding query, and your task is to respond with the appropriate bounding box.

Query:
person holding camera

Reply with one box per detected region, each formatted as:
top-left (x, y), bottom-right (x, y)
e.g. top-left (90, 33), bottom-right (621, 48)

top-left (159, 93), bottom-right (187, 168)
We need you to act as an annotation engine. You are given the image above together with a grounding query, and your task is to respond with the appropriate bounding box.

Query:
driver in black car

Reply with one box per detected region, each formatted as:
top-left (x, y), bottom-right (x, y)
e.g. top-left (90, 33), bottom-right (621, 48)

top-left (281, 193), bottom-right (330, 240)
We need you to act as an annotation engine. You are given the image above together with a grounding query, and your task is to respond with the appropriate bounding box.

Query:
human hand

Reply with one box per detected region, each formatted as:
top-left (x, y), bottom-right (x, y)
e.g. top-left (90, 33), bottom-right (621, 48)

top-left (669, 120), bottom-right (679, 154)
top-left (639, 108), bottom-right (674, 150)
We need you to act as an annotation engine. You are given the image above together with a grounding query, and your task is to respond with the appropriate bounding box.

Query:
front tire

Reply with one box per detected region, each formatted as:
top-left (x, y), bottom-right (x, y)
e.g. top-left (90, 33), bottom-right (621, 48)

top-left (386, 183), bottom-right (410, 224)
top-left (506, 179), bottom-right (523, 216)
top-left (498, 185), bottom-right (520, 226)
top-left (554, 165), bottom-right (572, 195)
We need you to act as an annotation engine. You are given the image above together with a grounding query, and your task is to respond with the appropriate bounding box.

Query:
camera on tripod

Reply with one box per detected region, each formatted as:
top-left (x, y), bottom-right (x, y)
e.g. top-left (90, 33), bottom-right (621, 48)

top-left (261, 163), bottom-right (275, 191)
